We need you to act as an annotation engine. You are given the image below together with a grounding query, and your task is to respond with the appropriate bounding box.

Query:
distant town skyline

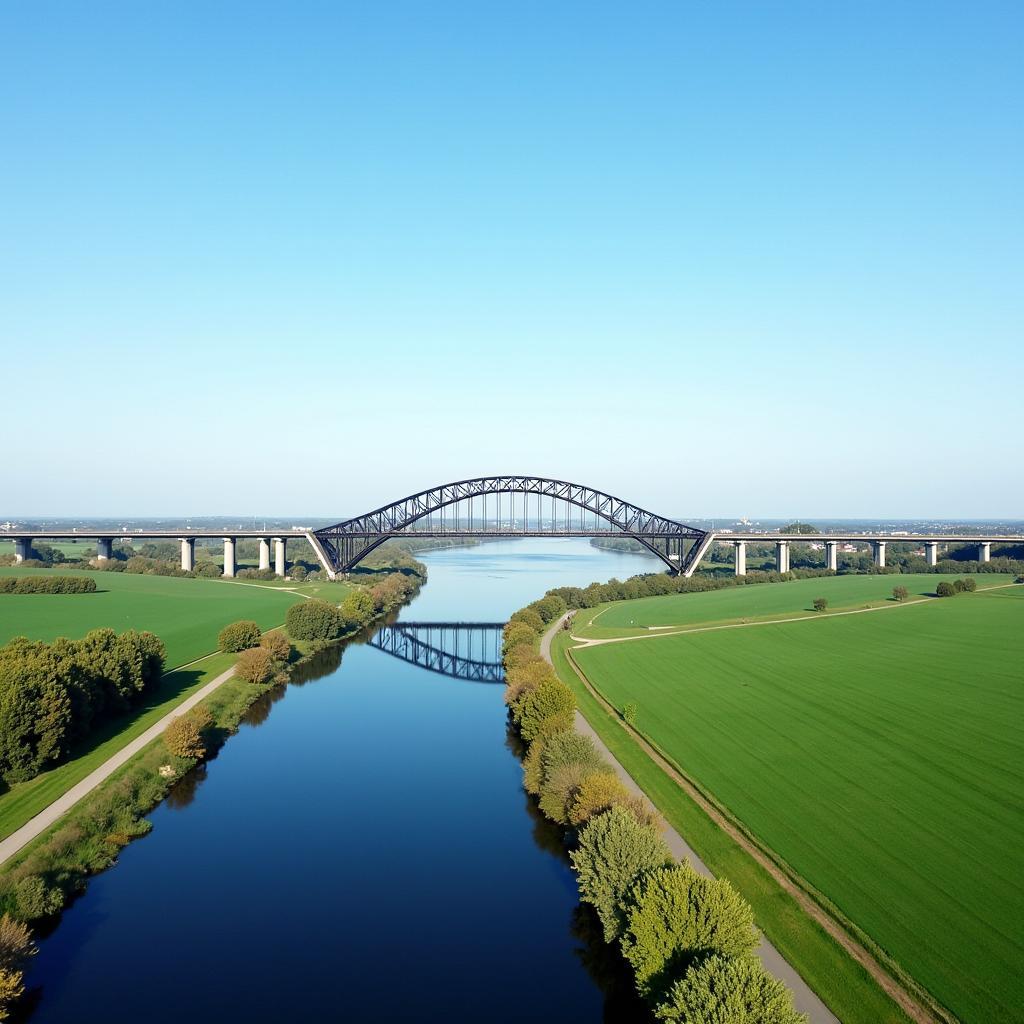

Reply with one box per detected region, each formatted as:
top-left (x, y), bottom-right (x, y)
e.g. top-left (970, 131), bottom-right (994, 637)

top-left (3, 3), bottom-right (1021, 516)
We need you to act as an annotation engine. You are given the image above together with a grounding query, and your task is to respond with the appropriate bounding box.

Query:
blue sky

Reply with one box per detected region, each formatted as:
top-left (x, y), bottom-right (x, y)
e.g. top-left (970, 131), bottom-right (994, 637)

top-left (2, 2), bottom-right (1021, 518)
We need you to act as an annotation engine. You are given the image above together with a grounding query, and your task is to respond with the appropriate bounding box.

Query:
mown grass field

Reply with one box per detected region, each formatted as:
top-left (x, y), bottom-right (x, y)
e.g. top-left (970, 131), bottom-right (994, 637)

top-left (572, 585), bottom-right (1024, 1024)
top-left (575, 572), bottom-right (1016, 637)
top-left (0, 567), bottom-right (308, 668)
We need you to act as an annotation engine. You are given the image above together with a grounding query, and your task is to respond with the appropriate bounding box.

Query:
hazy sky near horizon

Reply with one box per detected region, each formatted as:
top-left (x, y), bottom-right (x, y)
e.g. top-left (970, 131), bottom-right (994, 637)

top-left (2, 2), bottom-right (1021, 519)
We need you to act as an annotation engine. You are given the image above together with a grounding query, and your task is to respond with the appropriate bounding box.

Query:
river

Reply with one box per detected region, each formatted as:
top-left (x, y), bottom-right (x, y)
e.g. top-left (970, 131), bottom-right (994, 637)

top-left (23, 539), bottom-right (657, 1022)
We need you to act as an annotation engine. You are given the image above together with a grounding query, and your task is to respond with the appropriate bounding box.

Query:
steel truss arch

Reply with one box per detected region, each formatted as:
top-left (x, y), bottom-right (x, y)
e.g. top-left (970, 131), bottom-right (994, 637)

top-left (313, 475), bottom-right (709, 576)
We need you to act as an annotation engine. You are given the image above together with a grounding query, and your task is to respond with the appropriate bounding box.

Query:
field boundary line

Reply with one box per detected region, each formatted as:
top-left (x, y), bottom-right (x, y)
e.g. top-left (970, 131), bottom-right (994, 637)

top-left (556, 629), bottom-right (954, 1024)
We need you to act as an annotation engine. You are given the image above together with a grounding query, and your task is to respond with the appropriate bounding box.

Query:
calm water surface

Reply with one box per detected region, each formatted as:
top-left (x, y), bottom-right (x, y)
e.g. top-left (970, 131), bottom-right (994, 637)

top-left (25, 539), bottom-right (656, 1023)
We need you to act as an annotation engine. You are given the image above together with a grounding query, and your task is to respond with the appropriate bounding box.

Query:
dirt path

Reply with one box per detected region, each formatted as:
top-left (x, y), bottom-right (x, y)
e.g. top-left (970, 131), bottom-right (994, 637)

top-left (0, 665), bottom-right (237, 868)
top-left (545, 614), bottom-right (947, 1024)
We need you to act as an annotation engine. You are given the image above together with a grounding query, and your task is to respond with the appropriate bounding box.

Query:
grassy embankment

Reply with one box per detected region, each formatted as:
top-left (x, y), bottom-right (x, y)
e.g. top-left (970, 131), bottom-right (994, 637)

top-left (0, 568), bottom-right (343, 840)
top-left (556, 576), bottom-right (1023, 1024)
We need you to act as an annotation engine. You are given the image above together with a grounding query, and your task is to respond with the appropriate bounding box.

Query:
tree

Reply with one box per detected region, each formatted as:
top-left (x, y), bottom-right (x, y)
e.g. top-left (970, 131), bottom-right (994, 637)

top-left (570, 805), bottom-right (672, 942)
top-left (218, 620), bottom-right (261, 653)
top-left (655, 954), bottom-right (807, 1023)
top-left (286, 599), bottom-right (342, 641)
top-left (514, 678), bottom-right (576, 742)
top-left (892, 585), bottom-right (909, 602)
top-left (235, 647), bottom-right (275, 684)
top-left (812, 597), bottom-right (828, 613)
top-left (936, 581), bottom-right (956, 598)
top-left (509, 608), bottom-right (545, 633)
top-left (163, 707), bottom-right (214, 759)
top-left (339, 589), bottom-right (375, 631)
top-left (259, 630), bottom-right (291, 663)
top-left (502, 622), bottom-right (538, 658)
top-left (569, 770), bottom-right (633, 826)
top-left (620, 864), bottom-right (759, 1002)
top-left (0, 914), bottom-right (33, 1021)
top-left (961, 577), bottom-right (977, 592)
top-left (778, 522), bottom-right (818, 535)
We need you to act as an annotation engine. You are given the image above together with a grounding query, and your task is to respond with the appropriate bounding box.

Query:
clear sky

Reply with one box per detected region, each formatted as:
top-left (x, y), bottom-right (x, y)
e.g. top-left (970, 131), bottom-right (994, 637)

top-left (2, 2), bottom-right (1021, 519)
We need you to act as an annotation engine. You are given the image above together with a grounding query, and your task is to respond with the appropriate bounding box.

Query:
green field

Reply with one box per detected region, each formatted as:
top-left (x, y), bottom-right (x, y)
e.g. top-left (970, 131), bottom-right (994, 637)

top-left (0, 567), bottom-right (307, 668)
top-left (575, 572), bottom-right (1016, 637)
top-left (572, 585), bottom-right (1024, 1024)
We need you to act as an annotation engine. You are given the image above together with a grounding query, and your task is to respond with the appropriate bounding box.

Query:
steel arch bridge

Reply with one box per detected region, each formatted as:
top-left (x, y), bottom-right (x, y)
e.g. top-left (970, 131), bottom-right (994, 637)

top-left (310, 476), bottom-right (711, 577)
top-left (369, 622), bottom-right (505, 683)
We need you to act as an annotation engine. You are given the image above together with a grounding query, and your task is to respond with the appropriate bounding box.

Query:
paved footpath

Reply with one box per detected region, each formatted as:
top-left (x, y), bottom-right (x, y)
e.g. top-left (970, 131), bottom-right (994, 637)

top-left (0, 665), bottom-right (236, 868)
top-left (540, 615), bottom-right (840, 1024)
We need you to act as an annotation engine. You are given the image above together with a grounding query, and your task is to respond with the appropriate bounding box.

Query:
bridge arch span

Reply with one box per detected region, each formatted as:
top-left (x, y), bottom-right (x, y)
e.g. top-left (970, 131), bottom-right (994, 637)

top-left (310, 475), bottom-right (711, 577)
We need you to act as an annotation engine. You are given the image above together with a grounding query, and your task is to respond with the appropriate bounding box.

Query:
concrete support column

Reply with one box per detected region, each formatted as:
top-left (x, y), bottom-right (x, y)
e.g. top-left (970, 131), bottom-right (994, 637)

top-left (223, 537), bottom-right (236, 578)
top-left (733, 541), bottom-right (746, 576)
top-left (825, 541), bottom-right (839, 572)
top-left (13, 539), bottom-right (31, 563)
top-left (258, 538), bottom-right (271, 571)
top-left (925, 541), bottom-right (939, 566)
top-left (273, 537), bottom-right (286, 577)
top-left (978, 541), bottom-right (991, 563)
top-left (873, 540), bottom-right (887, 568)
top-left (96, 537), bottom-right (113, 561)
top-left (776, 540), bottom-right (790, 573)
top-left (179, 538), bottom-right (195, 572)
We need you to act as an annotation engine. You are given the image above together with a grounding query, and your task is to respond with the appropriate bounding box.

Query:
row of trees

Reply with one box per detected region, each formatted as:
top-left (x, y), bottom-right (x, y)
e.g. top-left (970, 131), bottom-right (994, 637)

top-left (936, 578), bottom-right (978, 598)
top-left (0, 576), bottom-right (96, 594)
top-left (0, 630), bottom-right (165, 785)
top-left (502, 602), bottom-right (806, 1023)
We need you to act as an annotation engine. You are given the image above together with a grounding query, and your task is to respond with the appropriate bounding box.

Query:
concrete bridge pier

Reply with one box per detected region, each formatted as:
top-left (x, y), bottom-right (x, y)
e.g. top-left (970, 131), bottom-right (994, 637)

top-left (223, 538), bottom-right (236, 578)
top-left (96, 537), bottom-right (113, 561)
top-left (258, 538), bottom-right (271, 571)
top-left (775, 540), bottom-right (790, 573)
top-left (825, 540), bottom-right (839, 571)
top-left (273, 537), bottom-right (286, 577)
top-left (179, 538), bottom-right (195, 572)
top-left (13, 538), bottom-right (31, 563)
top-left (733, 540), bottom-right (746, 576)
top-left (873, 540), bottom-right (887, 568)
top-left (978, 541), bottom-right (991, 563)
top-left (925, 541), bottom-right (939, 566)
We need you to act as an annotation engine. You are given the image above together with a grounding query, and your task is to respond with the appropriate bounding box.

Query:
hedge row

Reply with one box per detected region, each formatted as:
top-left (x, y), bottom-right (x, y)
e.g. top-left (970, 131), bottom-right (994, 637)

top-left (503, 601), bottom-right (807, 1024)
top-left (0, 630), bottom-right (165, 784)
top-left (0, 576), bottom-right (96, 594)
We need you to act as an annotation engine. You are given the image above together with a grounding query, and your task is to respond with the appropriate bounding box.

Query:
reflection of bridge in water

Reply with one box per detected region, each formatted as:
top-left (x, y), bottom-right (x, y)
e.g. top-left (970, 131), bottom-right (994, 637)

top-left (369, 622), bottom-right (506, 683)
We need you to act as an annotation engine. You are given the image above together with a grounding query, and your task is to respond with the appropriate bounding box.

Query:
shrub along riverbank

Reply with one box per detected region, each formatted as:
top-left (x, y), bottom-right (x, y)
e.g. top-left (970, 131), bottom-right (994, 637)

top-left (0, 560), bottom-right (425, 1020)
top-left (502, 596), bottom-right (807, 1024)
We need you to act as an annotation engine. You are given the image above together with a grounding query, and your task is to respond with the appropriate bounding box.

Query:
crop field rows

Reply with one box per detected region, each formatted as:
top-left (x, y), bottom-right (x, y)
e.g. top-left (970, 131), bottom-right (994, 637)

top-left (569, 578), bottom-right (1023, 1024)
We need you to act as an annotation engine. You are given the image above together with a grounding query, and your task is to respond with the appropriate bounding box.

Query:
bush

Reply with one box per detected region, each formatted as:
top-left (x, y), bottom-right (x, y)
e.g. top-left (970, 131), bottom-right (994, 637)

top-left (623, 701), bottom-right (638, 725)
top-left (655, 953), bottom-right (807, 1023)
top-left (193, 561), bottom-right (222, 578)
top-left (218, 620), bottom-right (261, 653)
top-left (0, 915), bottom-right (34, 972)
top-left (13, 876), bottom-right (63, 921)
top-left (936, 580), bottom-right (956, 598)
top-left (259, 630), bottom-right (291, 662)
top-left (163, 707), bottom-right (214, 759)
top-left (289, 565), bottom-right (307, 582)
top-left (812, 597), bottom-right (828, 612)
top-left (961, 577), bottom-right (977, 592)
top-left (235, 647), bottom-right (275, 684)
top-left (570, 805), bottom-right (672, 942)
top-left (621, 863), bottom-right (759, 1002)
top-left (514, 678), bottom-right (576, 742)
top-left (892, 585), bottom-right (909, 602)
top-left (952, 578), bottom-right (966, 593)
top-left (286, 599), bottom-right (343, 641)
top-left (1016, 575), bottom-right (1024, 584)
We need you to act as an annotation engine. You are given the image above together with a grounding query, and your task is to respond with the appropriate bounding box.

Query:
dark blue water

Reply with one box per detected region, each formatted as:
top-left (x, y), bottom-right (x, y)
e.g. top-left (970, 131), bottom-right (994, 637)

top-left (24, 540), bottom-right (656, 1022)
